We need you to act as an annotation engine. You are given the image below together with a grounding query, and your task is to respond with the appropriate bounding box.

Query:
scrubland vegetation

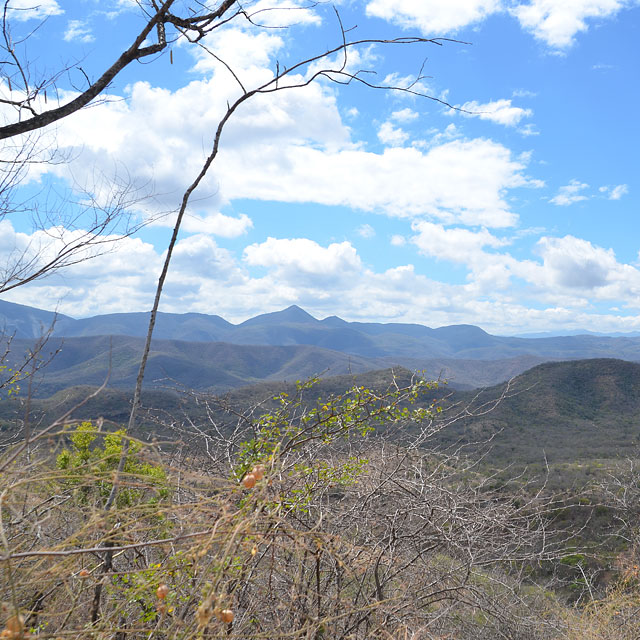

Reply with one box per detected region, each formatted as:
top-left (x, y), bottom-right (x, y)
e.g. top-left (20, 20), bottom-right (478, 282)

top-left (1, 2), bottom-right (638, 635)
top-left (1, 370), bottom-right (640, 639)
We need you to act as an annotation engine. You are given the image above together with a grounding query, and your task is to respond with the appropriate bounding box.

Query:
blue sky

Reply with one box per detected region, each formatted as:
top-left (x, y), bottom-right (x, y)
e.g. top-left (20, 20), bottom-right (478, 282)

top-left (1, 0), bottom-right (639, 335)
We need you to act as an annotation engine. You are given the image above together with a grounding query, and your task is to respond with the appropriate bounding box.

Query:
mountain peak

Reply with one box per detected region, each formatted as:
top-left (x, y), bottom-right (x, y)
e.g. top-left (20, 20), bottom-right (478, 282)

top-left (321, 315), bottom-right (348, 327)
top-left (239, 305), bottom-right (319, 327)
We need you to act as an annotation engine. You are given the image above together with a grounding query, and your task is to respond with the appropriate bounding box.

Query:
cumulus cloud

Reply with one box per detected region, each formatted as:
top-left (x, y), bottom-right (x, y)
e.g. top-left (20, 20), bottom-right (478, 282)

top-left (391, 108), bottom-right (419, 122)
top-left (170, 233), bottom-right (239, 279)
top-left (64, 20), bottom-right (94, 43)
top-left (5, 0), bottom-right (62, 21)
top-left (408, 221), bottom-right (640, 304)
top-left (599, 184), bottom-right (629, 200)
top-left (180, 212), bottom-right (253, 237)
top-left (40, 34), bottom-right (351, 220)
top-left (244, 237), bottom-right (361, 281)
top-left (536, 235), bottom-right (612, 288)
top-left (411, 222), bottom-right (508, 263)
top-left (0, 220), bottom-right (245, 317)
top-left (519, 124), bottom-right (539, 136)
top-left (377, 121), bottom-right (409, 146)
top-left (511, 0), bottom-right (632, 49)
top-left (456, 99), bottom-right (533, 127)
top-left (50, 70), bottom-right (531, 228)
top-left (534, 235), bottom-right (640, 299)
top-left (366, 0), bottom-right (502, 34)
top-left (381, 72), bottom-right (431, 95)
top-left (366, 0), bottom-right (632, 49)
top-left (188, 28), bottom-right (285, 76)
top-left (4, 219), bottom-right (640, 334)
top-left (220, 139), bottom-right (535, 228)
top-left (0, 220), bottom-right (162, 314)
top-left (411, 222), bottom-right (518, 291)
top-left (9, 15), bottom-right (538, 235)
top-left (550, 180), bottom-right (589, 205)
top-left (424, 123), bottom-right (462, 147)
top-left (357, 224), bottom-right (376, 238)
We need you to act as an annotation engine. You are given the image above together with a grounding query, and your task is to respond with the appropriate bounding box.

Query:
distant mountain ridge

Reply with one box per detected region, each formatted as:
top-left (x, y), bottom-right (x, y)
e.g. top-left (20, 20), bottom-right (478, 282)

top-left (3, 299), bottom-right (640, 396)
top-left (3, 299), bottom-right (640, 361)
top-left (0, 334), bottom-right (550, 397)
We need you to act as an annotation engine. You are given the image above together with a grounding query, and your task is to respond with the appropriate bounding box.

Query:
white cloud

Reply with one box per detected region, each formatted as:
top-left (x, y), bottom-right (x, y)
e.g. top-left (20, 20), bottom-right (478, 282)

top-left (536, 235), bottom-right (612, 288)
top-left (391, 108), bottom-right (419, 122)
top-left (407, 221), bottom-right (640, 304)
top-left (47, 69), bottom-right (532, 229)
top-left (4, 0), bottom-right (62, 21)
top-left (391, 234), bottom-right (406, 246)
top-left (243, 237), bottom-right (362, 286)
top-left (188, 28), bottom-right (285, 76)
top-left (377, 121), bottom-right (409, 146)
top-left (0, 220), bottom-right (162, 314)
top-left (411, 222), bottom-right (516, 291)
top-left (0, 220), bottom-right (243, 317)
top-left (180, 212), bottom-right (253, 237)
top-left (456, 99), bottom-right (533, 127)
top-left (519, 123), bottom-right (539, 136)
top-left (9, 18), bottom-right (540, 264)
top-left (381, 73), bottom-right (431, 96)
top-left (411, 222), bottom-right (508, 264)
top-left (170, 234), bottom-right (239, 280)
top-left (366, 0), bottom-right (502, 34)
top-left (511, 0), bottom-right (632, 49)
top-left (365, 0), bottom-right (633, 49)
top-left (550, 179), bottom-right (589, 205)
top-left (535, 235), bottom-right (640, 298)
top-left (41, 34), bottom-right (351, 219)
top-left (5, 219), bottom-right (640, 334)
top-left (64, 20), bottom-right (94, 43)
top-left (356, 224), bottom-right (376, 238)
top-left (219, 139), bottom-right (535, 228)
top-left (424, 123), bottom-right (462, 147)
top-left (599, 183), bottom-right (629, 200)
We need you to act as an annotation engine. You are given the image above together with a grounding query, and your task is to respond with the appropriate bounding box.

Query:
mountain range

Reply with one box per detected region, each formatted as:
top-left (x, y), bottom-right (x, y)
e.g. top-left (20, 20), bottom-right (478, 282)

top-left (3, 299), bottom-right (640, 395)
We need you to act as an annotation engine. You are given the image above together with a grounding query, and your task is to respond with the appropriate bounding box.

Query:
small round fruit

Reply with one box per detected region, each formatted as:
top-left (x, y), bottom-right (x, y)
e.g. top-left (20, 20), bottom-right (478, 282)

top-left (156, 584), bottom-right (170, 600)
top-left (242, 473), bottom-right (256, 489)
top-left (5, 614), bottom-right (23, 634)
top-left (252, 465), bottom-right (265, 481)
top-left (78, 568), bottom-right (90, 578)
top-left (220, 609), bottom-right (234, 623)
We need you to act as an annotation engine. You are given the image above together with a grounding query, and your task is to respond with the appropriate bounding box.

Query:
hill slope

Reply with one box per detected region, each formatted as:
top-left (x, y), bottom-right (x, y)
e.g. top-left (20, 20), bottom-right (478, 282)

top-left (3, 359), bottom-right (639, 469)
top-left (444, 358), bottom-right (640, 465)
top-left (2, 334), bottom-right (556, 397)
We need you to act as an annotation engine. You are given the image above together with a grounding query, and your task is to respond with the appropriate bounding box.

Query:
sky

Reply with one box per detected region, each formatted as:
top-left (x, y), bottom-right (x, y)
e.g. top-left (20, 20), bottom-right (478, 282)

top-left (0, 0), bottom-right (639, 335)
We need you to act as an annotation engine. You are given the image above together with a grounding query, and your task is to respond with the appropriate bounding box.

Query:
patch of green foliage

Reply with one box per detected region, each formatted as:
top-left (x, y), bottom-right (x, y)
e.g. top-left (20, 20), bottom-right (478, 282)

top-left (56, 421), bottom-right (168, 507)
